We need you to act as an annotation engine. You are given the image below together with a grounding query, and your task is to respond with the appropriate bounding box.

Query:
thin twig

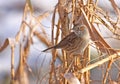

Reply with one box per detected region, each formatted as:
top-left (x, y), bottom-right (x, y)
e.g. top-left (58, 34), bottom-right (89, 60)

top-left (79, 51), bottom-right (120, 73)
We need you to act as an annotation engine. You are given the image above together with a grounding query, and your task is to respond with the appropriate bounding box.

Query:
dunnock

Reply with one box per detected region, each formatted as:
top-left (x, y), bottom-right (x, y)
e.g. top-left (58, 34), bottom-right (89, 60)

top-left (42, 24), bottom-right (90, 56)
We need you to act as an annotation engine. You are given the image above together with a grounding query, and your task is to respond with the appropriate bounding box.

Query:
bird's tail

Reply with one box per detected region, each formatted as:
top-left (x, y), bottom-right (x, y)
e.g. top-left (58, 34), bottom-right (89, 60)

top-left (42, 46), bottom-right (55, 52)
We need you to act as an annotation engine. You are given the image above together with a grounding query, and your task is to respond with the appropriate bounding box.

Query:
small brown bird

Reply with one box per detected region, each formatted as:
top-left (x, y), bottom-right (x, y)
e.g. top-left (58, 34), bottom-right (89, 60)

top-left (42, 24), bottom-right (90, 56)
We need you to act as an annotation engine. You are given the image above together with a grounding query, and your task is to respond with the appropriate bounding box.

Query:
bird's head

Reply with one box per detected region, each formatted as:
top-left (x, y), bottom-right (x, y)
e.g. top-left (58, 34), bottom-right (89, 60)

top-left (73, 24), bottom-right (90, 39)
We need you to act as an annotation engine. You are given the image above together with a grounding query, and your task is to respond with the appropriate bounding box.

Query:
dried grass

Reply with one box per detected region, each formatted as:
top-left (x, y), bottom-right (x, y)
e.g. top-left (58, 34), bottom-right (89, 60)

top-left (0, 0), bottom-right (120, 84)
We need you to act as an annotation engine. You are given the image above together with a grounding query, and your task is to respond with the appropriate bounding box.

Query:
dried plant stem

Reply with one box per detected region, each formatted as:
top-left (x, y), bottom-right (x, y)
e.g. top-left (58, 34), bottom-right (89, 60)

top-left (84, 46), bottom-right (90, 84)
top-left (49, 50), bottom-right (58, 84)
top-left (51, 4), bottom-right (57, 45)
top-left (34, 31), bottom-right (51, 46)
top-left (0, 39), bottom-right (9, 52)
top-left (103, 58), bottom-right (113, 84)
top-left (69, 0), bottom-right (75, 28)
top-left (81, 8), bottom-right (116, 54)
top-left (79, 51), bottom-right (120, 73)
top-left (87, 0), bottom-right (93, 4)
top-left (62, 50), bottom-right (67, 84)
top-left (109, 0), bottom-right (120, 21)
top-left (0, 0), bottom-right (120, 84)
top-left (65, 57), bottom-right (76, 73)
top-left (10, 45), bottom-right (15, 84)
top-left (18, 44), bottom-right (24, 84)
top-left (36, 55), bottom-right (46, 84)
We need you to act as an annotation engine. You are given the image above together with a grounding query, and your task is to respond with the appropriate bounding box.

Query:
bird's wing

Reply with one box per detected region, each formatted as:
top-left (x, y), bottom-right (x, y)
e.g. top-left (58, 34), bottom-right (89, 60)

top-left (54, 32), bottom-right (77, 48)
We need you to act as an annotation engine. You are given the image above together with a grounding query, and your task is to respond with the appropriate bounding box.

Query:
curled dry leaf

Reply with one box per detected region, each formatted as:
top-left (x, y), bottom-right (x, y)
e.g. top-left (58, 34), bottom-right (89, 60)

top-left (0, 38), bottom-right (16, 52)
top-left (64, 72), bottom-right (81, 84)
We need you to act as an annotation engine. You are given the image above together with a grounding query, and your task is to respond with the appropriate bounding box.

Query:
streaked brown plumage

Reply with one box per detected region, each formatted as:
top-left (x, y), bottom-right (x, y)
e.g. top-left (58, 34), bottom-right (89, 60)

top-left (42, 24), bottom-right (90, 56)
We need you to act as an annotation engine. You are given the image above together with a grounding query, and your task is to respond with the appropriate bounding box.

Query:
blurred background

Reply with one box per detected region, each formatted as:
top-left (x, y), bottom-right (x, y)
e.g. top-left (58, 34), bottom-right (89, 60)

top-left (0, 0), bottom-right (120, 84)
